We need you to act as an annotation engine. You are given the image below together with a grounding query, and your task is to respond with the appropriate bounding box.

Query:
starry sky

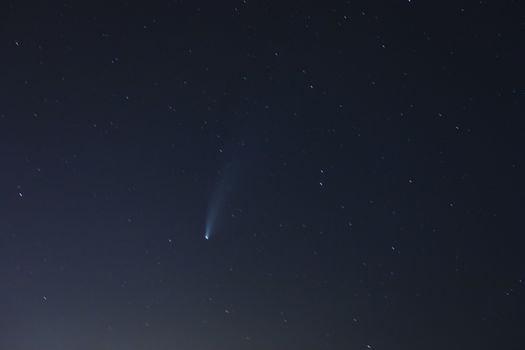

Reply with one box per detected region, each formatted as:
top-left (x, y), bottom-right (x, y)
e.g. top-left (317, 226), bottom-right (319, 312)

top-left (1, 1), bottom-right (524, 349)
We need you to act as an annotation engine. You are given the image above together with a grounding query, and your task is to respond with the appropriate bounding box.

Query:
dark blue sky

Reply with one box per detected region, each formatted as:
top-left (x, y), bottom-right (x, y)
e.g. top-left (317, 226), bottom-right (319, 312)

top-left (0, 1), bottom-right (524, 349)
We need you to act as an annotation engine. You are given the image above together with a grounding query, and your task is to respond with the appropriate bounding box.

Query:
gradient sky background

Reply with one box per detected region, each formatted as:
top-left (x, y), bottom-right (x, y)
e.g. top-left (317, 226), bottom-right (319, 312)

top-left (1, 1), bottom-right (524, 349)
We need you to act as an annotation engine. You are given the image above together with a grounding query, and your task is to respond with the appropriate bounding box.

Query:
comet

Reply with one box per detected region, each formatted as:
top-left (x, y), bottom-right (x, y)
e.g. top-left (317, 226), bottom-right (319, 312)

top-left (204, 160), bottom-right (238, 240)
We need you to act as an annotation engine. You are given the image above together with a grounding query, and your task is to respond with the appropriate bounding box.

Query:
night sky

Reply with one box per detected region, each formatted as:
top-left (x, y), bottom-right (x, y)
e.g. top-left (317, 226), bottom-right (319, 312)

top-left (1, 1), bottom-right (525, 349)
